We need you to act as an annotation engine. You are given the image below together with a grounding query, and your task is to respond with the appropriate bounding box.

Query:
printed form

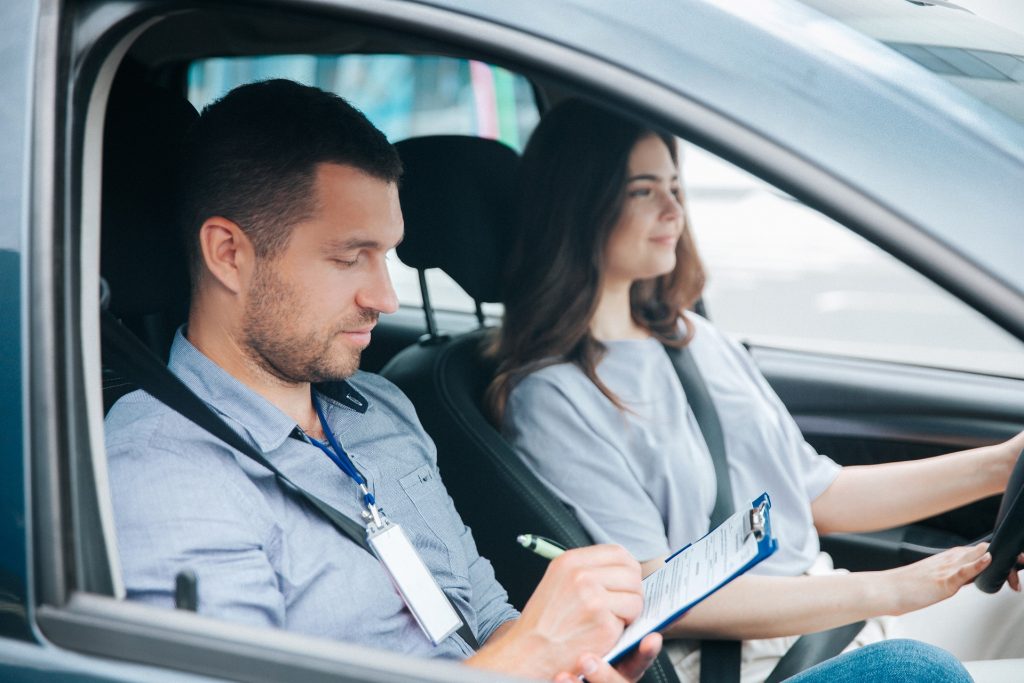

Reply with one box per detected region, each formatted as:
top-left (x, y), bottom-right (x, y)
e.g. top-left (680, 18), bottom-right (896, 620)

top-left (605, 509), bottom-right (761, 662)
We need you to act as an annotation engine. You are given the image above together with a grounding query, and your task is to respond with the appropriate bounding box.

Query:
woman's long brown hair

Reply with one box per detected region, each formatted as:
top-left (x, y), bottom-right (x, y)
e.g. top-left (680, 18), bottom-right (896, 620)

top-left (486, 99), bottom-right (706, 424)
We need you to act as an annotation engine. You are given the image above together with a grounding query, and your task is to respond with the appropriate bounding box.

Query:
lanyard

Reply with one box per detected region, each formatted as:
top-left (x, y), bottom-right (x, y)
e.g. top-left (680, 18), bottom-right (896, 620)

top-left (308, 393), bottom-right (383, 529)
top-left (308, 392), bottom-right (468, 647)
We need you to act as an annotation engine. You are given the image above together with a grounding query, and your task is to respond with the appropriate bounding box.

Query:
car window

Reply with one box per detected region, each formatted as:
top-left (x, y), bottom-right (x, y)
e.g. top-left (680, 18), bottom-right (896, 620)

top-left (683, 143), bottom-right (1024, 379)
top-left (188, 54), bottom-right (539, 315)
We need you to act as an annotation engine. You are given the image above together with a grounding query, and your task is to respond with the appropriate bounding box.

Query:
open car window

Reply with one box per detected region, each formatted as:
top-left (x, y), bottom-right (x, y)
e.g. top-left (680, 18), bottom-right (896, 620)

top-left (187, 54), bottom-right (539, 316)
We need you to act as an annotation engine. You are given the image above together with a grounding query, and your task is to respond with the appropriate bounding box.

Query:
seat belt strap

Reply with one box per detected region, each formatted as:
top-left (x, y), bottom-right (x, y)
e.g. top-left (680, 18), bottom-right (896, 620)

top-left (101, 310), bottom-right (480, 650)
top-left (662, 345), bottom-right (735, 527)
top-left (763, 620), bottom-right (867, 683)
top-left (663, 343), bottom-right (863, 682)
top-left (662, 344), bottom-right (741, 683)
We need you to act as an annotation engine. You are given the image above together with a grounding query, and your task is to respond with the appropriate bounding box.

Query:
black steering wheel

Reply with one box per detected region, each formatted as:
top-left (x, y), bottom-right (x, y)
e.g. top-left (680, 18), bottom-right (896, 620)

top-left (976, 446), bottom-right (1024, 593)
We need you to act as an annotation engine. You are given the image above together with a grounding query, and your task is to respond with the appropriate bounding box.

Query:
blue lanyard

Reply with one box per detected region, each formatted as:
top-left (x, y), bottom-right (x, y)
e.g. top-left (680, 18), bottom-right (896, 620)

top-left (308, 393), bottom-right (380, 524)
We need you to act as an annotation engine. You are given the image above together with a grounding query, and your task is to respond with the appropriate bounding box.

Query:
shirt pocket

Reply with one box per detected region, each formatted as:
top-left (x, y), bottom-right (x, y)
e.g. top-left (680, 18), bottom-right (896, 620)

top-left (396, 464), bottom-right (470, 584)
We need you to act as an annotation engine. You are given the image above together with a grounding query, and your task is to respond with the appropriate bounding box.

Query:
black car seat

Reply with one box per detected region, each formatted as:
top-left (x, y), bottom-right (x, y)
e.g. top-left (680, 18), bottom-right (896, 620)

top-left (381, 135), bottom-right (680, 683)
top-left (100, 63), bottom-right (198, 412)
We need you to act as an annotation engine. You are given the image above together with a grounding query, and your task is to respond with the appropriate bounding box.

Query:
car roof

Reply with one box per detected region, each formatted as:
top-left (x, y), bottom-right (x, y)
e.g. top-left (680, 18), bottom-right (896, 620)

top-left (414, 0), bottom-right (1024, 300)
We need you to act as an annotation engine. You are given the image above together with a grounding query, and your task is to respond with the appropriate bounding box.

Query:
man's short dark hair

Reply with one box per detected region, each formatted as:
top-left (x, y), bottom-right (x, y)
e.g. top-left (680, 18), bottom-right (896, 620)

top-left (180, 79), bottom-right (403, 286)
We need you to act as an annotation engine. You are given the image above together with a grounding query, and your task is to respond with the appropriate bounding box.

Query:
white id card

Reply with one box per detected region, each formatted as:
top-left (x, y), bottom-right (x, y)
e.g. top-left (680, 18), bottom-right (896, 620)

top-left (367, 521), bottom-right (463, 645)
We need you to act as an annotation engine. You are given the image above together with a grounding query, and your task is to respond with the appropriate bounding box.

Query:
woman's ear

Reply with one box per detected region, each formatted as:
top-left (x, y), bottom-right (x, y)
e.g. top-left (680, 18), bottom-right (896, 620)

top-left (196, 216), bottom-right (253, 295)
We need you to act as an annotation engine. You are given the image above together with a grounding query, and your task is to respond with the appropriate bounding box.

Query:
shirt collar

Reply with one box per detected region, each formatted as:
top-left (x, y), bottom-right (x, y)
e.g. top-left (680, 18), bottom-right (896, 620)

top-left (167, 327), bottom-right (370, 453)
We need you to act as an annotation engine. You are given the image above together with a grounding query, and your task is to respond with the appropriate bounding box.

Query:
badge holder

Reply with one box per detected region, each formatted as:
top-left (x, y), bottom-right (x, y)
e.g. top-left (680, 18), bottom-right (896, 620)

top-left (367, 515), bottom-right (463, 646)
top-left (309, 394), bottom-right (463, 646)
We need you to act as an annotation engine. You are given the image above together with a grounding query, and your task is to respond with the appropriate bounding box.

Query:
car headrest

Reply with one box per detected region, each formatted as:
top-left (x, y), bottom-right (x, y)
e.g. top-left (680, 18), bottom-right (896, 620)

top-left (100, 67), bottom-right (199, 317)
top-left (395, 135), bottom-right (518, 304)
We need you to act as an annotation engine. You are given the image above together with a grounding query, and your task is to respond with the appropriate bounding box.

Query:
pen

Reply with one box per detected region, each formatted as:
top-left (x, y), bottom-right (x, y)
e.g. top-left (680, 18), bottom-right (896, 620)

top-left (516, 534), bottom-right (566, 560)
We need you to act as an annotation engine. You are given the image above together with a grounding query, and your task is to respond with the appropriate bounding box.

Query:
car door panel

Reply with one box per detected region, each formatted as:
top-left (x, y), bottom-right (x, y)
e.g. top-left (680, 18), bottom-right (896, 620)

top-left (750, 345), bottom-right (1024, 570)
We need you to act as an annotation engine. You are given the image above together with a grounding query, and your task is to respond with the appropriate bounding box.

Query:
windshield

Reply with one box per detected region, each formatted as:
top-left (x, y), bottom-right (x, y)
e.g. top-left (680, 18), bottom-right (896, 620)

top-left (801, 0), bottom-right (1024, 126)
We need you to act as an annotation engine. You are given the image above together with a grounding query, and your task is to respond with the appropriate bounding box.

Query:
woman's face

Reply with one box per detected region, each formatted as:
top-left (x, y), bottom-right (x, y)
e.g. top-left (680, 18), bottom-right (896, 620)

top-left (603, 133), bottom-right (684, 287)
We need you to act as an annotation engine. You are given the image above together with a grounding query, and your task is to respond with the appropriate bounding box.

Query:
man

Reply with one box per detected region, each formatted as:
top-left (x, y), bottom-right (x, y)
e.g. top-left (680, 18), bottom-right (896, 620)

top-left (105, 79), bottom-right (659, 682)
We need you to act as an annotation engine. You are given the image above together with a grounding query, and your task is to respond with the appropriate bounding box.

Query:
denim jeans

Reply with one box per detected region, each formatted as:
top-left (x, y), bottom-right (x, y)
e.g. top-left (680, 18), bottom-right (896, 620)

top-left (786, 640), bottom-right (971, 682)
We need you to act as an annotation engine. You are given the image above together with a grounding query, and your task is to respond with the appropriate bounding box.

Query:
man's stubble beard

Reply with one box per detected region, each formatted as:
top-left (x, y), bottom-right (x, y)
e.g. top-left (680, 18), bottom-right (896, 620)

top-left (242, 262), bottom-right (376, 385)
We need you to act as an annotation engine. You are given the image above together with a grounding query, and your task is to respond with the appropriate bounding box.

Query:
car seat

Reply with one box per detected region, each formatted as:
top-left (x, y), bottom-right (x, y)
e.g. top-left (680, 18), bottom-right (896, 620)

top-left (381, 135), bottom-right (681, 683)
top-left (100, 63), bottom-right (198, 412)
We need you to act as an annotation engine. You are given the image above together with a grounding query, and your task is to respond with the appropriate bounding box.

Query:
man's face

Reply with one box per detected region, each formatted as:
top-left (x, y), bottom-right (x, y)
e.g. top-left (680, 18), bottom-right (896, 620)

top-left (242, 163), bottom-right (402, 384)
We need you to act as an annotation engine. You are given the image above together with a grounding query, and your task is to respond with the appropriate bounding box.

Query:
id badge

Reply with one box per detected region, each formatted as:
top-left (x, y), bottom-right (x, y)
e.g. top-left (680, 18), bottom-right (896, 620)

top-left (367, 521), bottom-right (463, 645)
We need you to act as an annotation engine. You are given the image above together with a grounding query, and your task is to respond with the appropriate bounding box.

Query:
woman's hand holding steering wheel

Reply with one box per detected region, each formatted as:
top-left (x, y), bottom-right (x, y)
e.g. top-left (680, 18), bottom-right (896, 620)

top-left (881, 544), bottom-right (992, 615)
top-left (976, 431), bottom-right (1024, 593)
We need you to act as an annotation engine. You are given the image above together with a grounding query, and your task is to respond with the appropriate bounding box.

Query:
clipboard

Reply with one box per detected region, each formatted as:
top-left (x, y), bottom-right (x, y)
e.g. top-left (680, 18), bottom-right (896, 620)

top-left (605, 492), bottom-right (778, 664)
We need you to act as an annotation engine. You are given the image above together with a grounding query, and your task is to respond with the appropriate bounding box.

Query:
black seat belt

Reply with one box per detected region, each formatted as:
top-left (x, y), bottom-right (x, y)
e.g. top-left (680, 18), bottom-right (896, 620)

top-left (762, 621), bottom-right (866, 683)
top-left (100, 309), bottom-right (480, 650)
top-left (664, 344), bottom-right (864, 683)
top-left (663, 345), bottom-right (742, 683)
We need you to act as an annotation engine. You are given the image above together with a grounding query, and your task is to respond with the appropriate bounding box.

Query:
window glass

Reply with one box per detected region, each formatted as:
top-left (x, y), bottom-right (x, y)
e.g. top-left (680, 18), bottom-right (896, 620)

top-left (682, 144), bottom-right (1024, 379)
top-left (188, 54), bottom-right (539, 314)
top-left (188, 55), bottom-right (538, 148)
top-left (889, 43), bottom-right (969, 76)
top-left (970, 50), bottom-right (1024, 81)
top-left (926, 45), bottom-right (1010, 80)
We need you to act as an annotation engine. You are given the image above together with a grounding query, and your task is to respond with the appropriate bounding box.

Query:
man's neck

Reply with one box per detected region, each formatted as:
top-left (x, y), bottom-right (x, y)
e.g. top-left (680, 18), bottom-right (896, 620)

top-left (186, 310), bottom-right (321, 437)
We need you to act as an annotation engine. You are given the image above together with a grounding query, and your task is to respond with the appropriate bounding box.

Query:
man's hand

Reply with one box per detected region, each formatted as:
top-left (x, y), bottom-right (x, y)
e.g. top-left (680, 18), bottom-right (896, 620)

top-left (514, 544), bottom-right (644, 676)
top-left (553, 633), bottom-right (662, 683)
top-left (467, 544), bottom-right (644, 679)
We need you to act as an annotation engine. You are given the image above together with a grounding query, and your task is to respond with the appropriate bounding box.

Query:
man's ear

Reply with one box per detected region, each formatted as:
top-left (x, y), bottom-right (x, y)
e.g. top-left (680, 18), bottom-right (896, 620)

top-left (197, 216), bottom-right (253, 295)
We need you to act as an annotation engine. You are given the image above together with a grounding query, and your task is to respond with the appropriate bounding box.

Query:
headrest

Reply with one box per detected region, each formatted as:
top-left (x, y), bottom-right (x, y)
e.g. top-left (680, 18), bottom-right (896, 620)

top-left (100, 65), bottom-right (199, 317)
top-left (395, 135), bottom-right (518, 304)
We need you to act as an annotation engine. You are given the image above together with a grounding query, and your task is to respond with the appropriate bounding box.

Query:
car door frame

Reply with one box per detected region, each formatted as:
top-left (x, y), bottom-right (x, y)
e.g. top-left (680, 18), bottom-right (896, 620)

top-left (26, 0), bottom-right (1024, 679)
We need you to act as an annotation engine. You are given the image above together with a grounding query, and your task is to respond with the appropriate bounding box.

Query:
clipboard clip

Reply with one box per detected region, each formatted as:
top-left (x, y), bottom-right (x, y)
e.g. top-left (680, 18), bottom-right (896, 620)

top-left (745, 502), bottom-right (768, 542)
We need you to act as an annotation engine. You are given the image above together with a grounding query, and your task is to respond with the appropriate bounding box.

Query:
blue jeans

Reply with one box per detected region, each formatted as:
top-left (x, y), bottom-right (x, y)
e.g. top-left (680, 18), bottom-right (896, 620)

top-left (786, 640), bottom-right (971, 682)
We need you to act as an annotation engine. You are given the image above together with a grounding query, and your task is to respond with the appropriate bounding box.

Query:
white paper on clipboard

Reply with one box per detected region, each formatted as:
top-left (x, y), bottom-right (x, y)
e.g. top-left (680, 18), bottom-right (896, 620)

top-left (605, 493), bottom-right (777, 663)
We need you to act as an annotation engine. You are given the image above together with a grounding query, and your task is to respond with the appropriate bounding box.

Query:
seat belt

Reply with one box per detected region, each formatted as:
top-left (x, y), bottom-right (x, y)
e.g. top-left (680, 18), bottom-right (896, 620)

top-left (763, 621), bottom-right (866, 683)
top-left (663, 344), bottom-right (864, 683)
top-left (662, 345), bottom-right (742, 683)
top-left (100, 309), bottom-right (480, 650)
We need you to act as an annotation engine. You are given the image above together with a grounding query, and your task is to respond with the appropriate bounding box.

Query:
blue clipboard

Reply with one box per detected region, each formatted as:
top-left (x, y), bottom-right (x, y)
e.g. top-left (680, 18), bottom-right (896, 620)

top-left (606, 492), bottom-right (778, 664)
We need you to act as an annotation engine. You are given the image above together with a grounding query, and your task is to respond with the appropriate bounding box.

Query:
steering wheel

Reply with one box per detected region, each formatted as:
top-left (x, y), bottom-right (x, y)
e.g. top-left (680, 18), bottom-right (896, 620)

top-left (976, 446), bottom-right (1024, 593)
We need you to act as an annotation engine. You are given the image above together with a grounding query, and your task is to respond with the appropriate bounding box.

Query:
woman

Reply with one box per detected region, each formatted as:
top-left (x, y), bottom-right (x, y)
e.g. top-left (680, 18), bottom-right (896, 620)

top-left (488, 98), bottom-right (1024, 682)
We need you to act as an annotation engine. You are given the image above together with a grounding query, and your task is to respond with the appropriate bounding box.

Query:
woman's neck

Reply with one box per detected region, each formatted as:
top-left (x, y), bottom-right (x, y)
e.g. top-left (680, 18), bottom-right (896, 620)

top-left (591, 278), bottom-right (649, 341)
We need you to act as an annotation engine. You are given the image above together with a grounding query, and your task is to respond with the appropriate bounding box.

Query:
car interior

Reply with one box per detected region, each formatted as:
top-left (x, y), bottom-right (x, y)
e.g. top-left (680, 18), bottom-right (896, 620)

top-left (43, 1), bottom-right (1024, 680)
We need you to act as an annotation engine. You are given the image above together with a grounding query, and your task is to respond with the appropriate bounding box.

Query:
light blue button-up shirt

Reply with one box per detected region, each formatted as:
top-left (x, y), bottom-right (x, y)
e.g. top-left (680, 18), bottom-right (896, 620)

top-left (105, 329), bottom-right (518, 659)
